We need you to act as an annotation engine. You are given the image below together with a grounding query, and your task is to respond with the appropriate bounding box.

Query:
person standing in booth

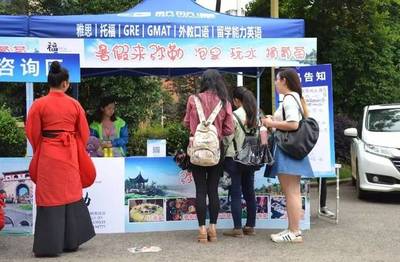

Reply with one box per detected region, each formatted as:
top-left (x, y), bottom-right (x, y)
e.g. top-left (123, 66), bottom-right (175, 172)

top-left (222, 86), bottom-right (258, 238)
top-left (90, 96), bottom-right (128, 157)
top-left (26, 61), bottom-right (96, 257)
top-left (261, 68), bottom-right (314, 243)
top-left (0, 190), bottom-right (5, 231)
top-left (184, 69), bottom-right (234, 243)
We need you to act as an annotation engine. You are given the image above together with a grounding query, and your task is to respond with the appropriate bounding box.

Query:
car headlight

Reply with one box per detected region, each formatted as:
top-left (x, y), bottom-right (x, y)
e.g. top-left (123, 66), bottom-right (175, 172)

top-left (364, 144), bottom-right (400, 158)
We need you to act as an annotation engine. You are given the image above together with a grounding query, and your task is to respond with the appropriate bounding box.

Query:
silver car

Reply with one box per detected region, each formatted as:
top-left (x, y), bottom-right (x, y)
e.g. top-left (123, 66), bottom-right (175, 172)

top-left (344, 104), bottom-right (400, 199)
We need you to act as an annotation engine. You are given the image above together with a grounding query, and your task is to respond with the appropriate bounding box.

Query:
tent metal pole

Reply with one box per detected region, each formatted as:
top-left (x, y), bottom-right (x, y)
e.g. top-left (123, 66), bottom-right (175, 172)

top-left (26, 82), bottom-right (33, 157)
top-left (256, 67), bottom-right (260, 116)
top-left (271, 0), bottom-right (279, 113)
top-left (237, 72), bottom-right (243, 87)
top-left (71, 83), bottom-right (79, 100)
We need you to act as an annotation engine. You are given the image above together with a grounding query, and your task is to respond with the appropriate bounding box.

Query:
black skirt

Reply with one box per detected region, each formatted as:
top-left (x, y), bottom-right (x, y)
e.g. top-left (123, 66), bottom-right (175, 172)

top-left (33, 199), bottom-right (95, 256)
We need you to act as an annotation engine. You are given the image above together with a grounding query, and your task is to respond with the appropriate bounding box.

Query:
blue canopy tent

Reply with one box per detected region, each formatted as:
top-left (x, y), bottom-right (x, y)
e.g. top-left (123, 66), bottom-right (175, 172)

top-left (26, 0), bottom-right (304, 78)
top-left (0, 0), bottom-right (305, 77)
top-left (0, 0), bottom-right (309, 118)
top-left (28, 0), bottom-right (304, 38)
top-left (0, 15), bottom-right (28, 37)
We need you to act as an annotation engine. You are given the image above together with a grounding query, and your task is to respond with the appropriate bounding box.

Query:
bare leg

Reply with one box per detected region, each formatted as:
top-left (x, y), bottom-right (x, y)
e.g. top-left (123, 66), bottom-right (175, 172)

top-left (278, 175), bottom-right (301, 232)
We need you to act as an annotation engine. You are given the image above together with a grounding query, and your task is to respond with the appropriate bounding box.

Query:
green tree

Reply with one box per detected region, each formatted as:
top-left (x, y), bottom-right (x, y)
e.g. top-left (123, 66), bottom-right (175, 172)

top-left (0, 107), bottom-right (26, 156)
top-left (170, 76), bottom-right (197, 121)
top-left (0, 1), bottom-right (164, 134)
top-left (246, 0), bottom-right (400, 120)
top-left (0, 0), bottom-right (141, 15)
top-left (0, 84), bottom-right (26, 117)
top-left (0, 0), bottom-right (29, 14)
top-left (79, 76), bottom-right (163, 129)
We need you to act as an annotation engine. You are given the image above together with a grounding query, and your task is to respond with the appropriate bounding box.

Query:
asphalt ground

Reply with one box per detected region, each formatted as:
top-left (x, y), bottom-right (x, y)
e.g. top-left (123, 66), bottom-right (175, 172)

top-left (1, 182), bottom-right (399, 262)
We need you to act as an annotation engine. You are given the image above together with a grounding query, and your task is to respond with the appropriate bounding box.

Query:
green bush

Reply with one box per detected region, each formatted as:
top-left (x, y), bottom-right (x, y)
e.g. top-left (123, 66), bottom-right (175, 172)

top-left (128, 125), bottom-right (167, 156)
top-left (127, 122), bottom-right (189, 156)
top-left (0, 107), bottom-right (26, 157)
top-left (166, 122), bottom-right (189, 155)
top-left (334, 115), bottom-right (357, 165)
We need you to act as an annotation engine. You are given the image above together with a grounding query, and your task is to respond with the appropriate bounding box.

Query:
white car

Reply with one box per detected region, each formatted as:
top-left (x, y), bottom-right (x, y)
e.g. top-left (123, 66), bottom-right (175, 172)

top-left (344, 104), bottom-right (400, 199)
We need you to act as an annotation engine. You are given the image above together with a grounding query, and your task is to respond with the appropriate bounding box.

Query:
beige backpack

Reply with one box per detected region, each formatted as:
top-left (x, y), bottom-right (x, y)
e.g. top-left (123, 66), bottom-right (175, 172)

top-left (188, 96), bottom-right (223, 166)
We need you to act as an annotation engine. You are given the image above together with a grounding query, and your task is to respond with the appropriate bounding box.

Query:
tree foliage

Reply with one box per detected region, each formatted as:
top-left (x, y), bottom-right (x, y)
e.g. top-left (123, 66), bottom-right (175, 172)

top-left (79, 76), bottom-right (163, 130)
top-left (0, 107), bottom-right (26, 157)
top-left (0, 0), bottom-right (141, 15)
top-left (0, 0), bottom-right (164, 133)
top-left (246, 0), bottom-right (400, 120)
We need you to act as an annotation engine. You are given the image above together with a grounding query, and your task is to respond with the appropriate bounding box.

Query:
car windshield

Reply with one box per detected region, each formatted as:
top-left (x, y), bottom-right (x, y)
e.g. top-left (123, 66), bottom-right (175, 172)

top-left (367, 108), bottom-right (400, 132)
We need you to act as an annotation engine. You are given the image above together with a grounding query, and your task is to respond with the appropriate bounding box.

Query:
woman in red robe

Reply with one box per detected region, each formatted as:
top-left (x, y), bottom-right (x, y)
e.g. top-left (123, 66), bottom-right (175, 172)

top-left (0, 190), bottom-right (5, 231)
top-left (26, 61), bottom-right (96, 257)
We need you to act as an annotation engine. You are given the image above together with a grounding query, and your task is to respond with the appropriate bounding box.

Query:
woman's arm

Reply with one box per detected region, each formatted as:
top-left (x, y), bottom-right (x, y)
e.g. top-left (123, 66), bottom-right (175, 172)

top-left (222, 102), bottom-right (234, 136)
top-left (261, 117), bottom-right (299, 131)
top-left (25, 102), bottom-right (41, 152)
top-left (112, 124), bottom-right (129, 147)
top-left (89, 126), bottom-right (99, 138)
top-left (183, 95), bottom-right (192, 129)
top-left (76, 103), bottom-right (90, 144)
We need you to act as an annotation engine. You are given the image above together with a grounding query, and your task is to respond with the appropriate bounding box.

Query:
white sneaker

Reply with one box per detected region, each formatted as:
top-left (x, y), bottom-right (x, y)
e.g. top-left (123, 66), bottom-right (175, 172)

top-left (270, 229), bottom-right (289, 240)
top-left (271, 230), bottom-right (303, 243)
top-left (320, 206), bottom-right (335, 218)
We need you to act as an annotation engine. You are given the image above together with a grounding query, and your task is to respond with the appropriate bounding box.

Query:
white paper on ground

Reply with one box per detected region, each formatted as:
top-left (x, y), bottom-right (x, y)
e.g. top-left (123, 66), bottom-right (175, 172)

top-left (127, 246), bottom-right (162, 254)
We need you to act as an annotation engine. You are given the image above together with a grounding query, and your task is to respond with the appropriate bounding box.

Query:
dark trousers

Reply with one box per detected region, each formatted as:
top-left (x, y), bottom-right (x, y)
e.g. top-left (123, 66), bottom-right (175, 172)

top-left (191, 164), bottom-right (222, 226)
top-left (320, 178), bottom-right (327, 207)
top-left (33, 199), bottom-right (95, 256)
top-left (224, 157), bottom-right (256, 229)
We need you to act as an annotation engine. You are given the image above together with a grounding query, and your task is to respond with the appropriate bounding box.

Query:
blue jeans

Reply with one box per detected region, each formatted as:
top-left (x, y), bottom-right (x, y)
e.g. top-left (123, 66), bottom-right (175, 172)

top-left (224, 157), bottom-right (256, 229)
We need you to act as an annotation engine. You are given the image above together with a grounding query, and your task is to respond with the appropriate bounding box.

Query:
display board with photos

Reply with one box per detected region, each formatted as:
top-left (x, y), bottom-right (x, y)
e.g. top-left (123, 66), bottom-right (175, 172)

top-left (124, 157), bottom-right (310, 232)
top-left (0, 157), bottom-right (310, 234)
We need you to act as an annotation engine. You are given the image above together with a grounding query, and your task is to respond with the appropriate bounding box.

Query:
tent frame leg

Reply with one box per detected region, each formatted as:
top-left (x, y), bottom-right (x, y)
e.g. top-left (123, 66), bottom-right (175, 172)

top-left (26, 82), bottom-right (33, 157)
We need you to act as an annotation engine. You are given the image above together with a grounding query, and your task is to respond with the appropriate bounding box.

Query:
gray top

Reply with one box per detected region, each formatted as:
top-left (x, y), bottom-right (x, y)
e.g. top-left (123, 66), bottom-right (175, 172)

top-left (223, 106), bottom-right (251, 158)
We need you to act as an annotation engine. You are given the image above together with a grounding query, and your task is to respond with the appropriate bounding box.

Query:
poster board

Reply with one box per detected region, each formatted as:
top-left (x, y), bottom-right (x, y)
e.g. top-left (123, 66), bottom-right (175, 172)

top-left (276, 64), bottom-right (335, 177)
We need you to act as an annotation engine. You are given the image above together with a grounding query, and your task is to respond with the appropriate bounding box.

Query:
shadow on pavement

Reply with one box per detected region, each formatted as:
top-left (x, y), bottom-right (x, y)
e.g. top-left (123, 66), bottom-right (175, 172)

top-left (361, 191), bottom-right (400, 204)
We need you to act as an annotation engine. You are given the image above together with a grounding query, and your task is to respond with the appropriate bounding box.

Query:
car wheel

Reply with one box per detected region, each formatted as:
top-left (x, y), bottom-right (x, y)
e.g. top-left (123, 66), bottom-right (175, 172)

top-left (356, 161), bottom-right (368, 200)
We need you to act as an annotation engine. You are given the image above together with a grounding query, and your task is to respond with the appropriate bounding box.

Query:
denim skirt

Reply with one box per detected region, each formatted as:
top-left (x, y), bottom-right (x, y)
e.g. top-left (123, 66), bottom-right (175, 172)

top-left (265, 144), bottom-right (314, 178)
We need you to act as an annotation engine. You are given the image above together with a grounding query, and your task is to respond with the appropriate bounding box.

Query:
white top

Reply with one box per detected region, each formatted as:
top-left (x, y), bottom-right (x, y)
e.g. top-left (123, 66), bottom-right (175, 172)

top-left (223, 106), bottom-right (248, 157)
top-left (273, 92), bottom-right (303, 122)
top-left (223, 106), bottom-right (263, 157)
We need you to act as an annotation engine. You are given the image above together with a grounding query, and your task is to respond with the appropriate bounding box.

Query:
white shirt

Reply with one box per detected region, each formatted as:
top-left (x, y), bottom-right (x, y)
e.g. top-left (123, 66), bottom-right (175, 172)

top-left (274, 92), bottom-right (303, 122)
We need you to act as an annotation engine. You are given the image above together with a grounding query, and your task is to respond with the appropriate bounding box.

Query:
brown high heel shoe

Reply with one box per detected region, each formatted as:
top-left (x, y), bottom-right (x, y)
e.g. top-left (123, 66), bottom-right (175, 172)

top-left (207, 227), bottom-right (217, 242)
top-left (198, 228), bottom-right (208, 243)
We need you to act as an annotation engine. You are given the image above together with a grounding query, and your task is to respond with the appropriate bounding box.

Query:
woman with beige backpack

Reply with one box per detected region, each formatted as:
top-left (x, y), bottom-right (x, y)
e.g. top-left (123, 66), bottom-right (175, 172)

top-left (184, 69), bottom-right (234, 243)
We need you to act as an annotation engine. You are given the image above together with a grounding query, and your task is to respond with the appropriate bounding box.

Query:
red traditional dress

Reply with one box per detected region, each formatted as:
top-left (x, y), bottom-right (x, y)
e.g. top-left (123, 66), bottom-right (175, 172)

top-left (26, 90), bottom-right (96, 256)
top-left (0, 193), bottom-right (5, 231)
top-left (26, 91), bottom-right (96, 206)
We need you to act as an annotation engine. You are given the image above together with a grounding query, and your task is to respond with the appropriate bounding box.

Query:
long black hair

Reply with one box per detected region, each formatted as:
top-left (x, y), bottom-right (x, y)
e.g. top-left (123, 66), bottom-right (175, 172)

top-left (199, 69), bottom-right (229, 106)
top-left (47, 61), bottom-right (69, 88)
top-left (277, 68), bottom-right (309, 117)
top-left (92, 96), bottom-right (117, 123)
top-left (233, 86), bottom-right (257, 128)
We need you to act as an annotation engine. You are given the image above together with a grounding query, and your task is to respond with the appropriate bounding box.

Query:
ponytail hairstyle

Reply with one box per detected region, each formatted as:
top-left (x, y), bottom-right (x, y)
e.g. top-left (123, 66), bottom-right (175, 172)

top-left (277, 68), bottom-right (309, 118)
top-left (233, 86), bottom-right (257, 128)
top-left (47, 61), bottom-right (69, 88)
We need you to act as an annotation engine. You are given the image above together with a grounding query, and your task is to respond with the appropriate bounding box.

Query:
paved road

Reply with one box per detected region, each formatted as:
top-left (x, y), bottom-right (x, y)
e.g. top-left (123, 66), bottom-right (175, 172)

top-left (0, 182), bottom-right (399, 262)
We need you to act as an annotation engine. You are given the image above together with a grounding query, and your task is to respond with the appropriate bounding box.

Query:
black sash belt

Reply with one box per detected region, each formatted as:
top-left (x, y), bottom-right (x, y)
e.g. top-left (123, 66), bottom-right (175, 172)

top-left (42, 130), bottom-right (68, 138)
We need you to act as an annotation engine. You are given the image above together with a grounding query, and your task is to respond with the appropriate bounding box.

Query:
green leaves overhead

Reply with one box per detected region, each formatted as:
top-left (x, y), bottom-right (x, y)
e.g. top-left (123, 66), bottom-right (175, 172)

top-left (246, 0), bottom-right (400, 119)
